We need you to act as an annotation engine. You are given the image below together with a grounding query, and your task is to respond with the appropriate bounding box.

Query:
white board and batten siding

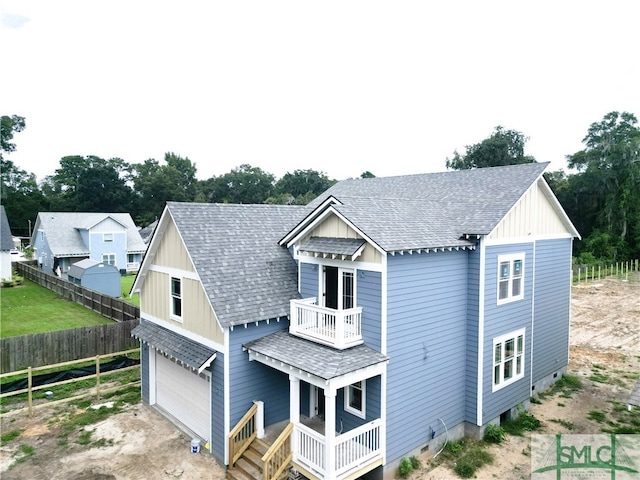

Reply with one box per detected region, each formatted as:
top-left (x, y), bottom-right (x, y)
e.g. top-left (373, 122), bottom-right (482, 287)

top-left (490, 180), bottom-right (571, 240)
top-left (155, 351), bottom-right (211, 441)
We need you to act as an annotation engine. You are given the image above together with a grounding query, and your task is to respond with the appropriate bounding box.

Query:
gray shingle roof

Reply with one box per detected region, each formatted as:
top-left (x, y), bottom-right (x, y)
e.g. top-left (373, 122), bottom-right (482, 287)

top-left (243, 330), bottom-right (389, 380)
top-left (131, 320), bottom-right (217, 372)
top-left (166, 202), bottom-right (306, 328)
top-left (298, 162), bottom-right (551, 251)
top-left (34, 212), bottom-right (147, 256)
top-left (67, 258), bottom-right (101, 278)
top-left (0, 206), bottom-right (14, 251)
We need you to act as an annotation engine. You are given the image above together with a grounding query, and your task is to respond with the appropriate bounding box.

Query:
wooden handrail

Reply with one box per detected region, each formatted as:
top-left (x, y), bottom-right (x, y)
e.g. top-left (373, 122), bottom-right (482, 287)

top-left (228, 403), bottom-right (258, 469)
top-left (262, 422), bottom-right (293, 480)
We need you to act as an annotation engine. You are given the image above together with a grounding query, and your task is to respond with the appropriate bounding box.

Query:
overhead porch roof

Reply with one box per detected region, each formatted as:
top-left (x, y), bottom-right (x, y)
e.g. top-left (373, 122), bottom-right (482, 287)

top-left (131, 320), bottom-right (217, 374)
top-left (243, 331), bottom-right (388, 391)
top-left (298, 237), bottom-right (367, 260)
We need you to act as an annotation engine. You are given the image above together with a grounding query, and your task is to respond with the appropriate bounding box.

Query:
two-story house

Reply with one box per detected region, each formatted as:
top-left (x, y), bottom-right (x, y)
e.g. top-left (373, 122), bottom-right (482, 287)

top-left (131, 162), bottom-right (579, 480)
top-left (30, 212), bottom-right (146, 275)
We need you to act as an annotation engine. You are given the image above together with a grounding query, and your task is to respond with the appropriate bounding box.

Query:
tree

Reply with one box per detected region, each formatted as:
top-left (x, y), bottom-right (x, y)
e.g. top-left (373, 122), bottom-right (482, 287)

top-left (0, 115), bottom-right (26, 160)
top-left (360, 171), bottom-right (376, 178)
top-left (273, 169), bottom-right (335, 204)
top-left (209, 164), bottom-right (275, 204)
top-left (446, 126), bottom-right (536, 170)
top-left (47, 155), bottom-right (134, 212)
top-left (130, 153), bottom-right (198, 224)
top-left (566, 111), bottom-right (640, 260)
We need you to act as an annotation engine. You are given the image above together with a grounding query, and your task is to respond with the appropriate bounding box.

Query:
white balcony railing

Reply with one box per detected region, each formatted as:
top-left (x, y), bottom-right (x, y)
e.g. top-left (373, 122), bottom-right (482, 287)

top-left (294, 420), bottom-right (382, 480)
top-left (126, 262), bottom-right (140, 272)
top-left (290, 298), bottom-right (363, 350)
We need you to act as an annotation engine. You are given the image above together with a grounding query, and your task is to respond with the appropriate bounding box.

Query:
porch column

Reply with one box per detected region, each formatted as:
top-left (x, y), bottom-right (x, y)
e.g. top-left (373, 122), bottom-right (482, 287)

top-left (324, 387), bottom-right (336, 480)
top-left (289, 375), bottom-right (300, 424)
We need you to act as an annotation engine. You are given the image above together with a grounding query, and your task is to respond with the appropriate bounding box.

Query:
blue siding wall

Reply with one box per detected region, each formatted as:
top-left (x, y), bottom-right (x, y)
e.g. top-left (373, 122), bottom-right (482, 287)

top-left (300, 262), bottom-right (318, 299)
top-left (532, 238), bottom-right (572, 383)
top-left (82, 267), bottom-right (121, 297)
top-left (336, 376), bottom-right (382, 433)
top-left (464, 247), bottom-right (480, 424)
top-left (90, 231), bottom-right (127, 270)
top-left (385, 250), bottom-right (468, 463)
top-left (211, 351), bottom-right (225, 462)
top-left (229, 321), bottom-right (290, 429)
top-left (482, 243), bottom-right (533, 422)
top-left (358, 271), bottom-right (382, 352)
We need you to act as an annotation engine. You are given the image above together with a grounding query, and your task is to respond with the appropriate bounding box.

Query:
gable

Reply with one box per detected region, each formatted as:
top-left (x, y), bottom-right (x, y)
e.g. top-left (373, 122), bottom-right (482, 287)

top-left (298, 212), bottom-right (382, 264)
top-left (88, 216), bottom-right (128, 233)
top-left (153, 219), bottom-right (196, 273)
top-left (489, 179), bottom-right (579, 240)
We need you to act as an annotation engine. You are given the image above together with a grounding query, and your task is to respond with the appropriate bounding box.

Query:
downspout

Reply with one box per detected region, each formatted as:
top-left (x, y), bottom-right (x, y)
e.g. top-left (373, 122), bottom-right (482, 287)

top-left (476, 237), bottom-right (486, 426)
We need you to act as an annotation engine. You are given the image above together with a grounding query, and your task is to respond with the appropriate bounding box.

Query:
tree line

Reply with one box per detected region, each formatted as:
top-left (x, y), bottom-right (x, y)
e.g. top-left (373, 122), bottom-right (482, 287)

top-left (2, 111), bottom-right (639, 262)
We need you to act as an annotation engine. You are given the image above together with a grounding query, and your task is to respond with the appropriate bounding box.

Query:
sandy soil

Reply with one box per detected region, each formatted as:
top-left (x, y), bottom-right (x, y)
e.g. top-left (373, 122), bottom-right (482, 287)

top-left (1, 277), bottom-right (638, 480)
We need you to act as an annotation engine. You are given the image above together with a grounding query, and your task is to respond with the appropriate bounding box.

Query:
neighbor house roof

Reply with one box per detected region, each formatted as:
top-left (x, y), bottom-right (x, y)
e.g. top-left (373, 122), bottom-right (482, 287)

top-left (283, 162), bottom-right (577, 252)
top-left (33, 212), bottom-right (147, 257)
top-left (137, 202), bottom-right (306, 328)
top-left (0, 206), bottom-right (14, 251)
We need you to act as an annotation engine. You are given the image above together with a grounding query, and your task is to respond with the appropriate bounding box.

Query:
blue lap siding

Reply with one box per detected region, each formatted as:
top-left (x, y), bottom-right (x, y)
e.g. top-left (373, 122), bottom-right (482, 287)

top-left (385, 250), bottom-right (468, 463)
top-left (482, 243), bottom-right (533, 422)
top-left (210, 351), bottom-right (225, 462)
top-left (464, 247), bottom-right (480, 424)
top-left (532, 238), bottom-right (572, 383)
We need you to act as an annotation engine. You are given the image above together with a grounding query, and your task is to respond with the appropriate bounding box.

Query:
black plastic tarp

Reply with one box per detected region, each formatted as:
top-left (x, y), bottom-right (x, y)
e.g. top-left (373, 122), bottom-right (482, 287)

top-left (0, 356), bottom-right (140, 393)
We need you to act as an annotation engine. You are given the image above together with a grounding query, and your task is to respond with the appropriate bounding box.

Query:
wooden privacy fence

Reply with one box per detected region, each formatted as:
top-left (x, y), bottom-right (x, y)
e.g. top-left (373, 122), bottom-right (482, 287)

top-left (0, 320), bottom-right (140, 373)
top-left (573, 259), bottom-right (639, 283)
top-left (15, 262), bottom-right (140, 323)
top-left (0, 348), bottom-right (140, 418)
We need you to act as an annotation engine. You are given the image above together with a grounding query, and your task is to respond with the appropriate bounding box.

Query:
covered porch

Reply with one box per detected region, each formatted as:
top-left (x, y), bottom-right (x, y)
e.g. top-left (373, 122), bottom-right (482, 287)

top-left (242, 331), bottom-right (388, 480)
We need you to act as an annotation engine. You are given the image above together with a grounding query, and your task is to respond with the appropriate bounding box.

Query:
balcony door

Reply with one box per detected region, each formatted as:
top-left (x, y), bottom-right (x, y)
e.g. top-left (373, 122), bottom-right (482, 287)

top-left (323, 266), bottom-right (354, 310)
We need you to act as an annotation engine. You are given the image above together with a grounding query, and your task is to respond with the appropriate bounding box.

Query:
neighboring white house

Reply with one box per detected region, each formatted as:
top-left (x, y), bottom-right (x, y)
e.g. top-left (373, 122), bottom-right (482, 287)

top-left (0, 206), bottom-right (15, 282)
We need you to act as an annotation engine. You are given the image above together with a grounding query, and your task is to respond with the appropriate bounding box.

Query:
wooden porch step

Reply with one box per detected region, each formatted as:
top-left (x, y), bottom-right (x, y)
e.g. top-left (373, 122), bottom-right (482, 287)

top-left (227, 438), bottom-right (291, 480)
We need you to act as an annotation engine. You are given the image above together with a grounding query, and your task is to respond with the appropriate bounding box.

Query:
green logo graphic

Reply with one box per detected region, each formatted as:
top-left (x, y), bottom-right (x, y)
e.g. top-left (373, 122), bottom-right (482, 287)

top-left (531, 434), bottom-right (640, 479)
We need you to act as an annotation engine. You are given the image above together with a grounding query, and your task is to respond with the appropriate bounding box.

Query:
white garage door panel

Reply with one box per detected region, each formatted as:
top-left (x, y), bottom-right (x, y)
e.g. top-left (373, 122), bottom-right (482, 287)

top-left (156, 353), bottom-right (210, 441)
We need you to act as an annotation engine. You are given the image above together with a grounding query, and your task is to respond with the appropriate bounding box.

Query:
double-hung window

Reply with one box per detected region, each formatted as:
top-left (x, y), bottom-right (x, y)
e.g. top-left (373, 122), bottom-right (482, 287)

top-left (170, 277), bottom-right (182, 320)
top-left (497, 254), bottom-right (524, 304)
top-left (493, 329), bottom-right (525, 391)
top-left (102, 253), bottom-right (116, 266)
top-left (103, 233), bottom-right (114, 243)
top-left (345, 380), bottom-right (366, 418)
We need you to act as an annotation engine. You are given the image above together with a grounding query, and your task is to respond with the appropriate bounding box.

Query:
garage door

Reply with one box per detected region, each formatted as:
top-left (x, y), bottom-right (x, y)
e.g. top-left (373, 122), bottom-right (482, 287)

top-left (155, 352), bottom-right (211, 441)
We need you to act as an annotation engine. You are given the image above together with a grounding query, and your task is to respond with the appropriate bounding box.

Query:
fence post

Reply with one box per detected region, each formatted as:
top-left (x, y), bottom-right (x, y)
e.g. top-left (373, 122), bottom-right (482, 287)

top-left (96, 355), bottom-right (101, 399)
top-left (28, 366), bottom-right (33, 417)
top-left (598, 265), bottom-right (601, 280)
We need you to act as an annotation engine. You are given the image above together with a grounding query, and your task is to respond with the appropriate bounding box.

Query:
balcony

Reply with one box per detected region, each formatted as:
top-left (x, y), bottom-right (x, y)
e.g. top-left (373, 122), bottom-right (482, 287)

top-left (289, 298), bottom-right (363, 350)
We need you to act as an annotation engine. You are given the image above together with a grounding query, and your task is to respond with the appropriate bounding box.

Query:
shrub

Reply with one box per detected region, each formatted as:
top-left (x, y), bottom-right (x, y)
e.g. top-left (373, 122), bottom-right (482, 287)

top-left (454, 461), bottom-right (476, 478)
top-left (483, 423), bottom-right (505, 443)
top-left (398, 457), bottom-right (413, 478)
top-left (410, 455), bottom-right (421, 470)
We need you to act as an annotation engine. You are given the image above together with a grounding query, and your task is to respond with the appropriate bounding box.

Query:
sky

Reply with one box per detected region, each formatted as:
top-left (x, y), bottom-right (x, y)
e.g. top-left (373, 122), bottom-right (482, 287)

top-left (1, 1), bottom-right (639, 184)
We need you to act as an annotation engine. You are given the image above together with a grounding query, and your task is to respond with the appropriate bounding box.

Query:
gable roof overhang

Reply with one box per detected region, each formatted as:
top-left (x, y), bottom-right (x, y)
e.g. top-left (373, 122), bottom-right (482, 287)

top-left (78, 214), bottom-right (129, 230)
top-left (279, 196), bottom-right (343, 247)
top-left (131, 321), bottom-right (216, 374)
top-left (243, 331), bottom-right (388, 392)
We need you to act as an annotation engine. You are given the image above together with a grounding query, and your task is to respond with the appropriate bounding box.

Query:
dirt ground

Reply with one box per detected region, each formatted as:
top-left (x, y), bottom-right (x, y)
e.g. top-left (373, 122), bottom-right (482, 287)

top-left (1, 277), bottom-right (638, 480)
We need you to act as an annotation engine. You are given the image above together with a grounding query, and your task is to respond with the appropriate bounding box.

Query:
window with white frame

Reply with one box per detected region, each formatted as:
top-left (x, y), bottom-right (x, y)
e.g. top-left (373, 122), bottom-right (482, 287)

top-left (102, 253), bottom-right (116, 266)
top-left (170, 277), bottom-right (182, 320)
top-left (345, 380), bottom-right (366, 418)
top-left (493, 329), bottom-right (525, 391)
top-left (497, 254), bottom-right (524, 304)
top-left (103, 233), bottom-right (114, 243)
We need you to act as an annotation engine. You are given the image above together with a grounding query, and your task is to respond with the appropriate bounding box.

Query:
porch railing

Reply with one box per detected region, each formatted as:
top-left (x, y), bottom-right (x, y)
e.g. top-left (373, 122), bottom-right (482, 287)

top-left (228, 403), bottom-right (258, 469)
top-left (294, 419), bottom-right (382, 479)
top-left (290, 298), bottom-right (363, 350)
top-left (262, 422), bottom-right (293, 480)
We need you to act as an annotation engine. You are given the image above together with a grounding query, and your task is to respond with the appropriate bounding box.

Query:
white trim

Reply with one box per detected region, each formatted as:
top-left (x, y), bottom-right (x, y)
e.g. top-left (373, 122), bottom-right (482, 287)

top-left (492, 328), bottom-right (526, 392)
top-left (485, 233), bottom-right (572, 246)
top-left (344, 380), bottom-right (366, 419)
top-left (223, 327), bottom-right (230, 465)
top-left (297, 255), bottom-right (383, 273)
top-left (101, 252), bottom-right (116, 266)
top-left (529, 241), bottom-right (536, 393)
top-left (148, 345), bottom-right (157, 404)
top-left (279, 195), bottom-right (343, 246)
top-left (476, 237), bottom-right (486, 426)
top-left (138, 315), bottom-right (224, 351)
top-left (537, 176), bottom-right (581, 239)
top-left (381, 253), bottom-right (388, 355)
top-left (496, 253), bottom-right (525, 305)
top-left (380, 370), bottom-right (387, 465)
top-left (149, 264), bottom-right (200, 281)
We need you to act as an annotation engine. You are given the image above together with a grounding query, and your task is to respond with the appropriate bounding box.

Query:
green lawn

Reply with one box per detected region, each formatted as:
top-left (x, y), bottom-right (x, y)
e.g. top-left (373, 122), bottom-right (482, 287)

top-left (120, 274), bottom-right (140, 306)
top-left (0, 279), bottom-right (113, 338)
